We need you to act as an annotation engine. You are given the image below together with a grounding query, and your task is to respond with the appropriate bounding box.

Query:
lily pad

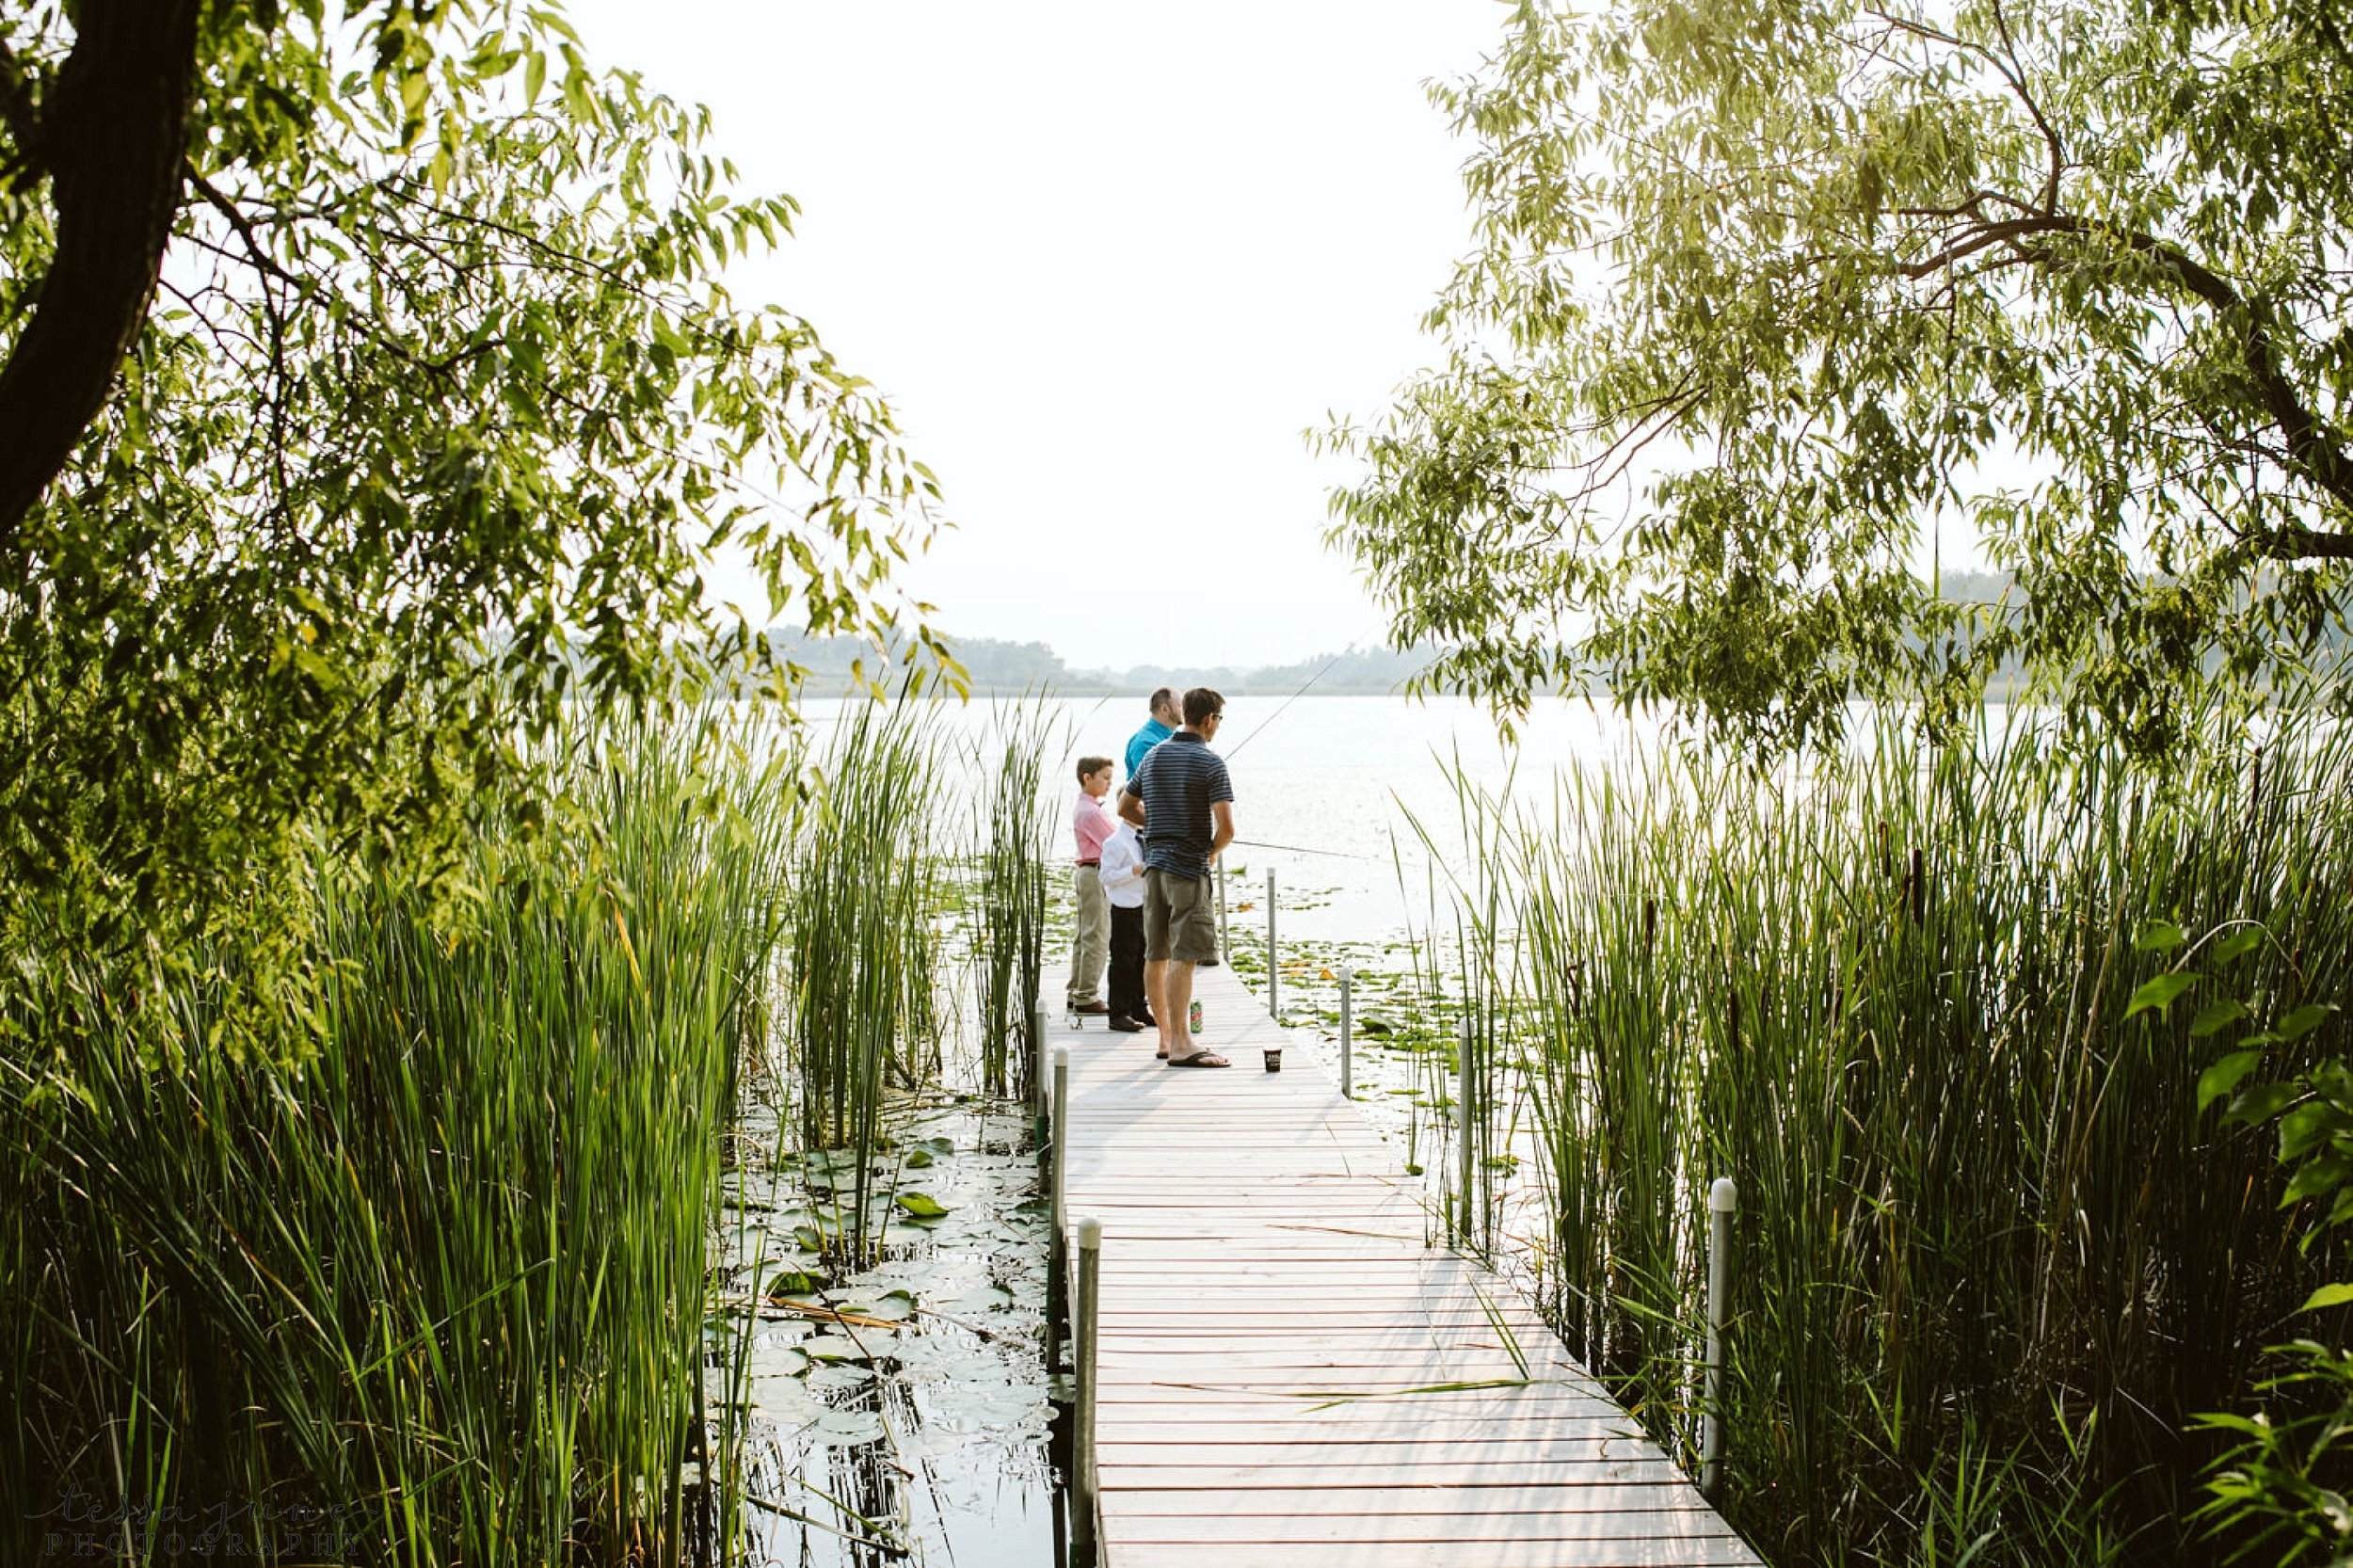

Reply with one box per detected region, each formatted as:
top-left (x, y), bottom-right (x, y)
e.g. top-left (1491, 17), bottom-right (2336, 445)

top-left (832, 1288), bottom-right (917, 1322)
top-left (894, 1192), bottom-right (952, 1220)
top-left (947, 1283), bottom-right (1015, 1313)
top-left (763, 1269), bottom-right (826, 1302)
top-left (810, 1409), bottom-right (887, 1446)
top-left (802, 1331), bottom-right (881, 1363)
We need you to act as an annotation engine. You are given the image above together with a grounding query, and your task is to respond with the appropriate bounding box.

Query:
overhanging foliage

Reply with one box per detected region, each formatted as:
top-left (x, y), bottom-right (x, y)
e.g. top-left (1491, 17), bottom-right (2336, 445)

top-left (1326, 0), bottom-right (2353, 752)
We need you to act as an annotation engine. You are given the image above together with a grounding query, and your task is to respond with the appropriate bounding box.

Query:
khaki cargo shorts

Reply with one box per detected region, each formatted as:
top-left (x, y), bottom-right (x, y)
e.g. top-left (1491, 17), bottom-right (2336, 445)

top-left (1142, 868), bottom-right (1219, 964)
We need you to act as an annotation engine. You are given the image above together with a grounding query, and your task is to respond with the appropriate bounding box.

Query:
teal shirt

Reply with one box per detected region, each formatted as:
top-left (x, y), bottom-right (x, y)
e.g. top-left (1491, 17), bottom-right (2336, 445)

top-left (1123, 717), bottom-right (1172, 780)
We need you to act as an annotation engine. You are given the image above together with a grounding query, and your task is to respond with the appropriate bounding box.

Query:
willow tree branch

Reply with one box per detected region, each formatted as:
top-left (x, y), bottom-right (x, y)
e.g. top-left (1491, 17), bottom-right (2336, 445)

top-left (0, 0), bottom-right (205, 540)
top-left (1896, 206), bottom-right (2353, 528)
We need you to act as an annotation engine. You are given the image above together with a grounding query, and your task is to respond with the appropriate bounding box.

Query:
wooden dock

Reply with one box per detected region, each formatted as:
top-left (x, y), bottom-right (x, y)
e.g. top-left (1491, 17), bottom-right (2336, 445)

top-left (1047, 963), bottom-right (1763, 1567)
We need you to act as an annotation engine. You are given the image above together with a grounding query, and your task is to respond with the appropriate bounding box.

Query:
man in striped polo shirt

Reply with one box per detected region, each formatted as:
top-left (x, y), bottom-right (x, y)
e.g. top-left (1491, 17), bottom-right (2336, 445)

top-left (1117, 687), bottom-right (1236, 1067)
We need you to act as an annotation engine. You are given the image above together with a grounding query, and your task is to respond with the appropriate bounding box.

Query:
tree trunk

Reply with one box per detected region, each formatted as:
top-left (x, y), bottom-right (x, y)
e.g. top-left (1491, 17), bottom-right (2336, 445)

top-left (0, 0), bottom-right (204, 539)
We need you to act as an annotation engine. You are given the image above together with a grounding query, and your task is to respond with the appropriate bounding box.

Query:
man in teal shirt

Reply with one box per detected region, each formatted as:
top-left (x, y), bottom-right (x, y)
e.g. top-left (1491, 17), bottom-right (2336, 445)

top-left (1123, 687), bottom-right (1177, 781)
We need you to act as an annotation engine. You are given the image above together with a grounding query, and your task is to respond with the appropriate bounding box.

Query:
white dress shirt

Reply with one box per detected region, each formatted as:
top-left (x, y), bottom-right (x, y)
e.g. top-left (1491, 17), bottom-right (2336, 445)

top-left (1099, 823), bottom-right (1146, 909)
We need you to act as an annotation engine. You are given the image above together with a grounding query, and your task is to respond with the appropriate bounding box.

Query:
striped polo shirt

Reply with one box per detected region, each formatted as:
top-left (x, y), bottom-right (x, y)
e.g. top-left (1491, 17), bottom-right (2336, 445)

top-left (1125, 732), bottom-right (1233, 881)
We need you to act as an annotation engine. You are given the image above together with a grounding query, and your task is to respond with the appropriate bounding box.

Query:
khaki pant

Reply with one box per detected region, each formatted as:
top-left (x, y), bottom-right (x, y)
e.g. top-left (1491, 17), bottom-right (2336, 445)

top-left (1143, 867), bottom-right (1219, 964)
top-left (1065, 863), bottom-right (1108, 1006)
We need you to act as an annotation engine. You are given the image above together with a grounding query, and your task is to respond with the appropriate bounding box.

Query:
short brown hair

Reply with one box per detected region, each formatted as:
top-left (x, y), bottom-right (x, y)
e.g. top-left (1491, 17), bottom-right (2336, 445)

top-left (1182, 688), bottom-right (1224, 728)
top-left (1148, 686), bottom-right (1177, 715)
top-left (1076, 755), bottom-right (1112, 783)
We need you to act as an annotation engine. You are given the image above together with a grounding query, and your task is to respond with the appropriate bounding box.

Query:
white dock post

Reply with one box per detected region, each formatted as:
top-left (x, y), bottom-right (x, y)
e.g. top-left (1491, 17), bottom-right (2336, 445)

top-left (1338, 966), bottom-right (1354, 1099)
top-left (1073, 1215), bottom-right (1103, 1557)
top-left (1051, 1046), bottom-right (1070, 1241)
top-left (1031, 1003), bottom-right (1048, 1112)
top-left (1457, 1016), bottom-right (1475, 1247)
top-left (1702, 1176), bottom-right (1738, 1498)
top-left (1218, 856), bottom-right (1231, 961)
top-left (1265, 868), bottom-right (1278, 1019)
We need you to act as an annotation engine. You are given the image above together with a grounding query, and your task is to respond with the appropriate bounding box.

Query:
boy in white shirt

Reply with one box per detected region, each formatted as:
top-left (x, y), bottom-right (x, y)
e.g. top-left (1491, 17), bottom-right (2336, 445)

top-left (1097, 819), bottom-right (1153, 1032)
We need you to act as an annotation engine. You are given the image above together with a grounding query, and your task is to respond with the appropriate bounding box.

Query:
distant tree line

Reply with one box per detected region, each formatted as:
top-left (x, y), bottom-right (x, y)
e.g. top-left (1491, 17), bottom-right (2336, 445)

top-left (749, 566), bottom-right (2348, 704)
top-left (750, 628), bottom-right (1447, 697)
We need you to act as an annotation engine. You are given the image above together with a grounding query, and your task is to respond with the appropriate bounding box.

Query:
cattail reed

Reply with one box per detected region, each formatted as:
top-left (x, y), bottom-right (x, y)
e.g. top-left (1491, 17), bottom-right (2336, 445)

top-left (1438, 707), bottom-right (2353, 1563)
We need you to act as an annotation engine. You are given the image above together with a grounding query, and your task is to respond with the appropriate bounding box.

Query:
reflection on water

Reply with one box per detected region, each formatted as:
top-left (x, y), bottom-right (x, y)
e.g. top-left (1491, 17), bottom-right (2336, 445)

top-left (714, 1097), bottom-right (1060, 1567)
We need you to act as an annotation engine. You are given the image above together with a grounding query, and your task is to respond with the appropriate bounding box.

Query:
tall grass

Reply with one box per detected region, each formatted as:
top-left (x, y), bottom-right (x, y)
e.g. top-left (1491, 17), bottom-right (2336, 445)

top-left (781, 698), bottom-right (947, 1230)
top-left (1, 712), bottom-right (798, 1565)
top-left (1400, 750), bottom-right (1525, 1258)
top-left (967, 699), bottom-right (1055, 1101)
top-left (1465, 712), bottom-right (2353, 1564)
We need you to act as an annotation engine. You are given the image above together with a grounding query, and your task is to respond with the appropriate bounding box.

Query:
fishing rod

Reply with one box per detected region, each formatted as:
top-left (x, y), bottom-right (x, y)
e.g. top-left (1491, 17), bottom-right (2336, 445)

top-left (1220, 654), bottom-right (1343, 760)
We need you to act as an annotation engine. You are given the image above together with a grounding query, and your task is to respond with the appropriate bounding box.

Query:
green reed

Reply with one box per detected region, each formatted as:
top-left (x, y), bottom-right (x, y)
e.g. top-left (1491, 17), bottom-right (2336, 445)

top-left (1453, 711), bottom-right (2353, 1565)
top-left (967, 699), bottom-right (1054, 1101)
top-left (1399, 745), bottom-right (1526, 1259)
top-left (780, 697), bottom-right (946, 1253)
top-left (1, 708), bottom-right (799, 1565)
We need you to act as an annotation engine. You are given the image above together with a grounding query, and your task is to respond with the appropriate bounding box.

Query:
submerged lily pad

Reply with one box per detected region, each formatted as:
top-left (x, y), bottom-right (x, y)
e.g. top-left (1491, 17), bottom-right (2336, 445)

top-left (810, 1409), bottom-right (887, 1446)
top-left (743, 1342), bottom-right (811, 1383)
top-left (831, 1288), bottom-right (917, 1322)
top-left (801, 1330), bottom-right (883, 1363)
top-left (945, 1283), bottom-right (1014, 1314)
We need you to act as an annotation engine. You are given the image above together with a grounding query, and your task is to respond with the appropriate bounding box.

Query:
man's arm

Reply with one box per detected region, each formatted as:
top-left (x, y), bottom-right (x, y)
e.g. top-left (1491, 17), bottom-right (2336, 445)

top-left (1119, 790), bottom-right (1146, 827)
top-left (1209, 800), bottom-right (1234, 860)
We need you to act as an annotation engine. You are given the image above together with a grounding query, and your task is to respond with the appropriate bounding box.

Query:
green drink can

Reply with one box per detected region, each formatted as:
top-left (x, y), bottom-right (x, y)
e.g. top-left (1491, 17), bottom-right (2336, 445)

top-left (1189, 1000), bottom-right (1202, 1033)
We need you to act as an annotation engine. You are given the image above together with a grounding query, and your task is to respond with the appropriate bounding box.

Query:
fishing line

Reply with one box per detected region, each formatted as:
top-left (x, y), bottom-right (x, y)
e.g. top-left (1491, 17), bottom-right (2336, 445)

top-left (1225, 836), bottom-right (1382, 862)
top-left (1219, 654), bottom-right (1343, 760)
top-left (1214, 660), bottom-right (1400, 865)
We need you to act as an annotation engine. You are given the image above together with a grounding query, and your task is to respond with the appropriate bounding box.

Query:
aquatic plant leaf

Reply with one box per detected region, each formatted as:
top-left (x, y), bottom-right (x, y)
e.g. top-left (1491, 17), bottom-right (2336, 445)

top-left (812, 1410), bottom-right (887, 1445)
top-left (764, 1270), bottom-right (824, 1301)
top-left (2284, 1151), bottom-right (2353, 1204)
top-left (2200, 1051), bottom-right (2264, 1113)
top-left (833, 1289), bottom-right (916, 1322)
top-left (806, 1364), bottom-right (874, 1394)
top-left (802, 1332), bottom-right (879, 1363)
top-left (743, 1344), bottom-right (813, 1386)
top-left (948, 1284), bottom-right (1015, 1313)
top-left (894, 1192), bottom-right (952, 1219)
top-left (2124, 972), bottom-right (2197, 1019)
top-left (2278, 1003), bottom-right (2336, 1041)
top-left (2303, 1283), bottom-right (2353, 1312)
top-left (2280, 1103), bottom-right (2353, 1162)
top-left (2217, 929), bottom-right (2267, 963)
top-left (2190, 1000), bottom-right (2249, 1039)
top-left (2228, 1081), bottom-right (2304, 1128)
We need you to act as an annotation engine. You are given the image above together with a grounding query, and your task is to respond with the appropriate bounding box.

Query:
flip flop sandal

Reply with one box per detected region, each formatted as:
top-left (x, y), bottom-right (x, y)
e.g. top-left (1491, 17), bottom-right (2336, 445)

top-left (1165, 1052), bottom-right (1230, 1068)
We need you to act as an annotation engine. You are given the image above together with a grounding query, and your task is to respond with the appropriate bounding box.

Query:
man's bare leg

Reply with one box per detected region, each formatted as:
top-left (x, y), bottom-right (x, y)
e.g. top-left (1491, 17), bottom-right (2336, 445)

top-left (1145, 958), bottom-right (1173, 1055)
top-left (1163, 960), bottom-right (1199, 1060)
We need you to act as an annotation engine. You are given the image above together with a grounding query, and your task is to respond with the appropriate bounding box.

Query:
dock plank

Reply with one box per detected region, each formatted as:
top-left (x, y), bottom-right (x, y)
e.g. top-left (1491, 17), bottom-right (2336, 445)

top-left (1050, 963), bottom-right (1757, 1565)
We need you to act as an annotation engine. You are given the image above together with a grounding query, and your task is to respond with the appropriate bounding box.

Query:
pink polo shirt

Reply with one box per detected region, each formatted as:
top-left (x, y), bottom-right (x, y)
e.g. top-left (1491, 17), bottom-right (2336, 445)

top-left (1072, 792), bottom-right (1115, 864)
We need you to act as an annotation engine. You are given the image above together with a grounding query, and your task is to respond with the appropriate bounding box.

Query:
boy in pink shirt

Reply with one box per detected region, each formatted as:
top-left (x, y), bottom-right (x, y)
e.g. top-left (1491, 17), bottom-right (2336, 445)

top-left (1064, 757), bottom-right (1116, 1015)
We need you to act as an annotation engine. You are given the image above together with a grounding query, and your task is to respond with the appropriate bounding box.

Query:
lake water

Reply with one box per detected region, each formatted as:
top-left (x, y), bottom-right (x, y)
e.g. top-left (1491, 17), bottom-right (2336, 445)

top-left (801, 693), bottom-right (1671, 945)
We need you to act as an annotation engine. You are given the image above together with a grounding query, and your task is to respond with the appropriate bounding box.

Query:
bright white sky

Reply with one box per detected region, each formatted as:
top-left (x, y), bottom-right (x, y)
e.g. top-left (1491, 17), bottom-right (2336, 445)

top-left (560, 0), bottom-right (1503, 670)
